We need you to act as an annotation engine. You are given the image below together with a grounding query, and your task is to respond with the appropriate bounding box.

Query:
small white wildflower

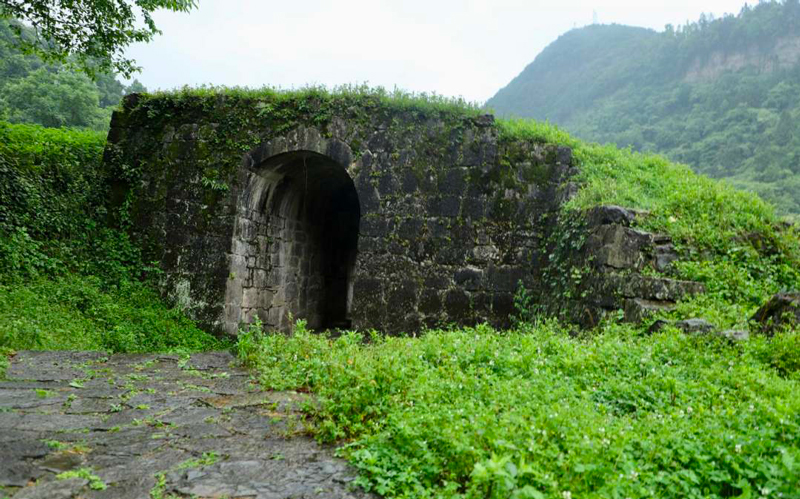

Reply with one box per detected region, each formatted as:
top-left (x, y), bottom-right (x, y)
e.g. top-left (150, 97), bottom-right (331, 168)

top-left (735, 444), bottom-right (742, 453)
top-left (687, 406), bottom-right (693, 414)
top-left (562, 492), bottom-right (572, 499)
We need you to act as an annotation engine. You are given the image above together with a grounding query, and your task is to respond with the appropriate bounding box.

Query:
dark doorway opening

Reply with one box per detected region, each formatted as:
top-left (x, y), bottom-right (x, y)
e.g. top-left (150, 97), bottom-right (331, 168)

top-left (230, 151), bottom-right (360, 332)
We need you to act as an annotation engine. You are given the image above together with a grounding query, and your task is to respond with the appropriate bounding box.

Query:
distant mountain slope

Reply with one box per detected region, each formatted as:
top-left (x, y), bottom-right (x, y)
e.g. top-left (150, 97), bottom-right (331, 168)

top-left (488, 0), bottom-right (800, 216)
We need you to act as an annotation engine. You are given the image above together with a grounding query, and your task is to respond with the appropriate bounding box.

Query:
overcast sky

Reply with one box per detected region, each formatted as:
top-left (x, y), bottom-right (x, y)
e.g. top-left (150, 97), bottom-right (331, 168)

top-left (127, 0), bottom-right (752, 103)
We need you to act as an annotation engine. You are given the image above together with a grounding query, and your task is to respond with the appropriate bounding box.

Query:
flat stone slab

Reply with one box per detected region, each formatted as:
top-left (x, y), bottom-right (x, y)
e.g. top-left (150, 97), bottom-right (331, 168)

top-left (0, 350), bottom-right (370, 498)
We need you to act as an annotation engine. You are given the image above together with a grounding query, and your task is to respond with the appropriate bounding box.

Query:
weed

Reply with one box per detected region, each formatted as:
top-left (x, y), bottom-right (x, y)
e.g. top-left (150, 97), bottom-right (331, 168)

top-left (56, 467), bottom-right (106, 490)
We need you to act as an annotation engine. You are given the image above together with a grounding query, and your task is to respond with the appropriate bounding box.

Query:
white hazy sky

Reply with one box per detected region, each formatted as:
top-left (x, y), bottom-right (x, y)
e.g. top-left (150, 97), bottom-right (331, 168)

top-left (127, 0), bottom-right (752, 103)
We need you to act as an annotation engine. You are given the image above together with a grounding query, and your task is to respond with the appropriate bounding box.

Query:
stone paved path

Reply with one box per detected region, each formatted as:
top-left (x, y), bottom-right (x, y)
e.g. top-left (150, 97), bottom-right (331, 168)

top-left (0, 351), bottom-right (371, 499)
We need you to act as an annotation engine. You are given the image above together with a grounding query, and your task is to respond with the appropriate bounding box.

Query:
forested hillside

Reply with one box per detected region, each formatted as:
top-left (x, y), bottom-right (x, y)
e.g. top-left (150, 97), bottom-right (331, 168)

top-left (488, 0), bottom-right (800, 217)
top-left (0, 19), bottom-right (145, 131)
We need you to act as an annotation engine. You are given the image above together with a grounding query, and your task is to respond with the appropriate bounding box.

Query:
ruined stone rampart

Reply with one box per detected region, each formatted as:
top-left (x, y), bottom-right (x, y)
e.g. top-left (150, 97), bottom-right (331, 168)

top-left (104, 92), bottom-right (701, 335)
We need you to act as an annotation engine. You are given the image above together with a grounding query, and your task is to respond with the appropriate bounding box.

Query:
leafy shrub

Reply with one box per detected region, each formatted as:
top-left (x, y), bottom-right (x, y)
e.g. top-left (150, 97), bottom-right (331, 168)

top-left (0, 121), bottom-right (222, 353)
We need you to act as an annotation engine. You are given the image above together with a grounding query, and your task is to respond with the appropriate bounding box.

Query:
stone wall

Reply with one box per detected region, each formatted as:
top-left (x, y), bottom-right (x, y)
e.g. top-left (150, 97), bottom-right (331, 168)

top-left (545, 205), bottom-right (706, 327)
top-left (103, 92), bottom-right (700, 336)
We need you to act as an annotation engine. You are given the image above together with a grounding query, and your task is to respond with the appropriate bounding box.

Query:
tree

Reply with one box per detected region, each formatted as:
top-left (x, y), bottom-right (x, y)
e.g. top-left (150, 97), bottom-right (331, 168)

top-left (0, 0), bottom-right (196, 78)
top-left (2, 67), bottom-right (109, 129)
top-left (124, 79), bottom-right (148, 95)
top-left (95, 72), bottom-right (126, 107)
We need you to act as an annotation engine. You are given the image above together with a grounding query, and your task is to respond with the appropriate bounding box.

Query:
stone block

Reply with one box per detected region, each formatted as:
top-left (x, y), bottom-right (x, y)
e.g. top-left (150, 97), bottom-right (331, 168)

top-left (398, 219), bottom-right (423, 240)
top-left (751, 291), bottom-right (800, 335)
top-left (655, 244), bottom-right (679, 272)
top-left (360, 217), bottom-right (391, 238)
top-left (623, 298), bottom-right (675, 323)
top-left (252, 269), bottom-right (268, 288)
top-left (440, 168), bottom-right (467, 195)
top-left (490, 293), bottom-right (515, 318)
top-left (424, 274), bottom-right (450, 290)
top-left (487, 266), bottom-right (527, 293)
top-left (587, 224), bottom-right (652, 271)
top-left (241, 288), bottom-right (260, 309)
top-left (462, 197), bottom-right (486, 219)
top-left (605, 275), bottom-right (705, 302)
top-left (649, 318), bottom-right (716, 335)
top-left (454, 267), bottom-right (483, 291)
top-left (401, 170), bottom-right (419, 193)
top-left (441, 196), bottom-right (461, 217)
top-left (586, 205), bottom-right (636, 227)
top-left (419, 289), bottom-right (443, 315)
top-left (378, 173), bottom-right (400, 196)
top-left (472, 245), bottom-right (500, 263)
top-left (444, 289), bottom-right (471, 319)
top-left (353, 277), bottom-right (384, 297)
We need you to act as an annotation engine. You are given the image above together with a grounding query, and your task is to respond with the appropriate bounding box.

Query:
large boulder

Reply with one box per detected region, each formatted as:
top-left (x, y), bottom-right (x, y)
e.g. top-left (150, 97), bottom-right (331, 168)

top-left (751, 292), bottom-right (800, 335)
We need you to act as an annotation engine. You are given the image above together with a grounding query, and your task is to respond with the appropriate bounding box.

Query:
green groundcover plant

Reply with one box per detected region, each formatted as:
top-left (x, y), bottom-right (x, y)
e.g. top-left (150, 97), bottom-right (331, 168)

top-left (239, 319), bottom-right (800, 499)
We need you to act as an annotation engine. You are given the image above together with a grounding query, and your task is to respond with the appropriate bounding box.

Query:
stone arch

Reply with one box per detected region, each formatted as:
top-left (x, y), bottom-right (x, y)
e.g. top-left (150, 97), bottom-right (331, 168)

top-left (223, 128), bottom-right (359, 334)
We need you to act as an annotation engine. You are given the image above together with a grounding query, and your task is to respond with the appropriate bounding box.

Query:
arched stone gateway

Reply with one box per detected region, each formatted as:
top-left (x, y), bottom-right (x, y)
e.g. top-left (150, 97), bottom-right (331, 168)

top-left (107, 93), bottom-right (704, 336)
top-left (225, 137), bottom-right (360, 335)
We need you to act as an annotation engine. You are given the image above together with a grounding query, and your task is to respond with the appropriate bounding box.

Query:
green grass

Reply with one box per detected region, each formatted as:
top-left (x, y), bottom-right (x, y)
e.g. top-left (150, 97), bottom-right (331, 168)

top-left (141, 83), bottom-right (485, 119)
top-left (239, 320), bottom-right (800, 499)
top-left (56, 467), bottom-right (107, 490)
top-left (0, 275), bottom-right (225, 353)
